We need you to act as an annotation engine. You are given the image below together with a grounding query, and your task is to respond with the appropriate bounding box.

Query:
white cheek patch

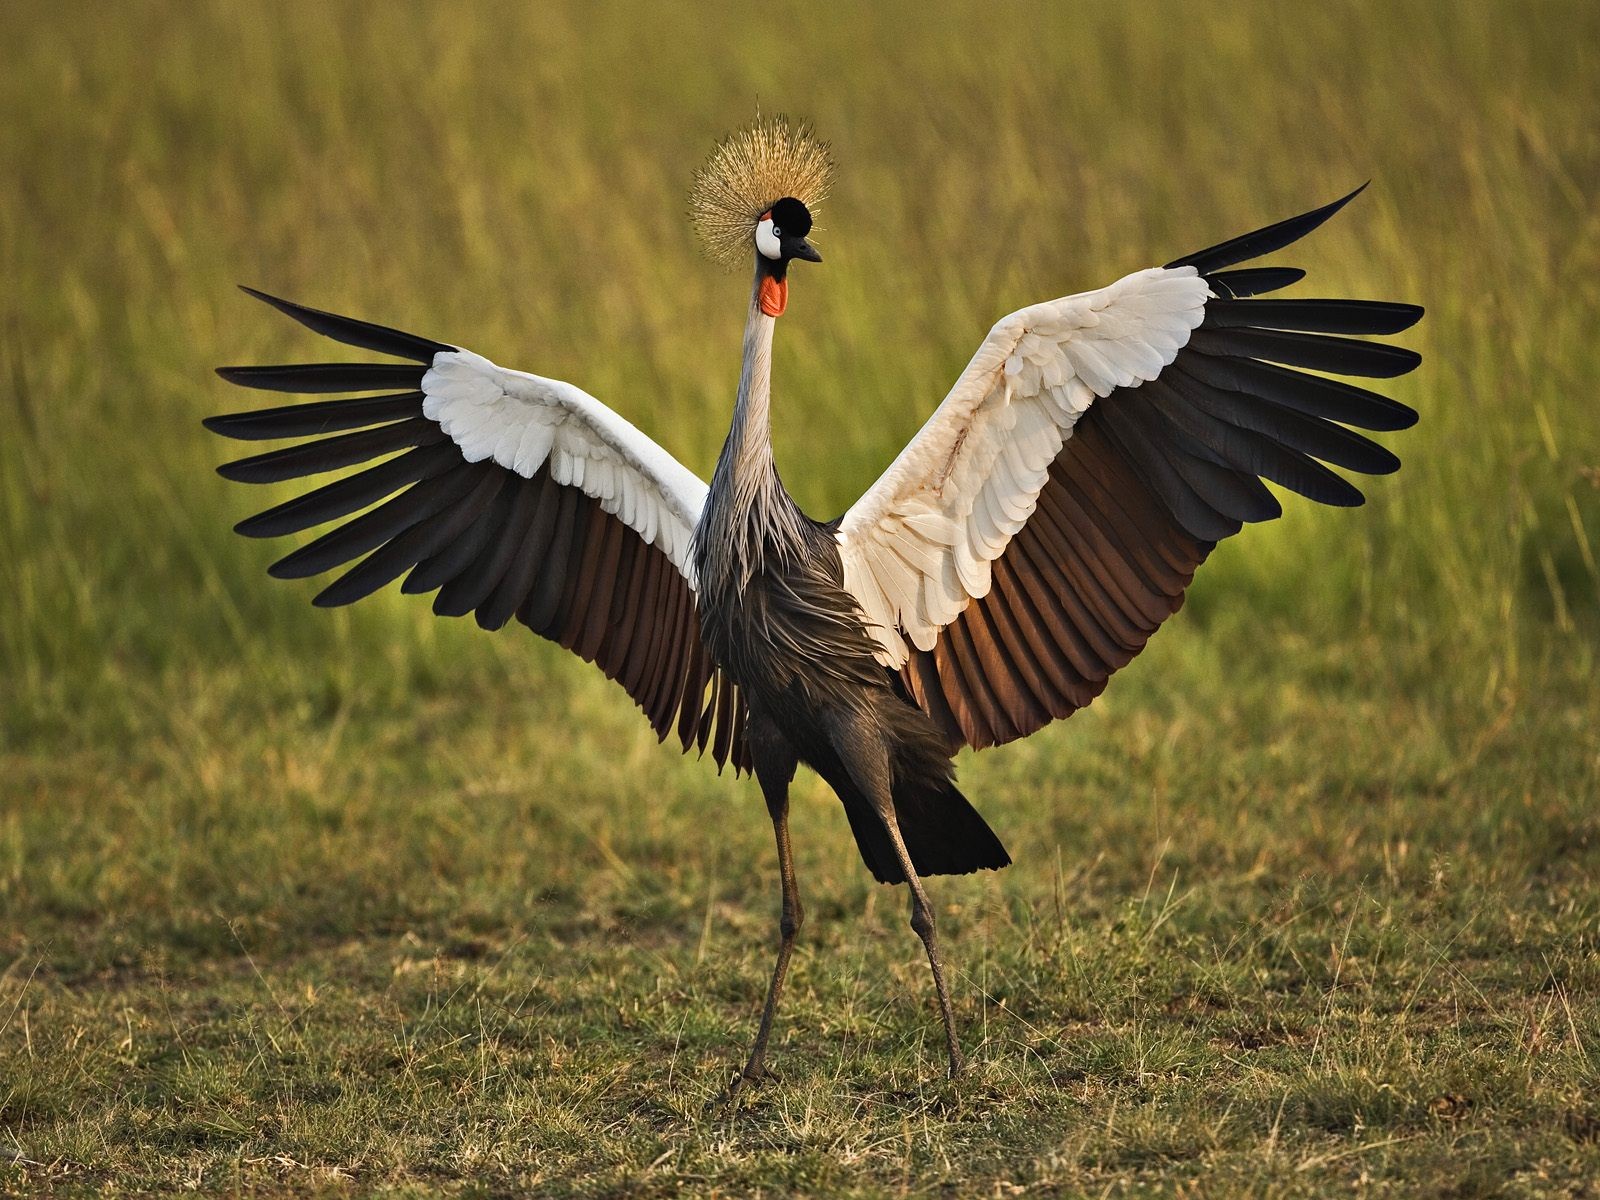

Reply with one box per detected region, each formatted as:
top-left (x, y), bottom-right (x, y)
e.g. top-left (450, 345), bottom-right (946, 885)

top-left (755, 216), bottom-right (781, 261)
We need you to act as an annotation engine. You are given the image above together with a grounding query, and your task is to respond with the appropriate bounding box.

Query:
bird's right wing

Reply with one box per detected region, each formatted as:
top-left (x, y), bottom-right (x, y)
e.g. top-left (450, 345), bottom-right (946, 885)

top-left (208, 289), bottom-right (747, 772)
top-left (838, 188), bottom-right (1422, 750)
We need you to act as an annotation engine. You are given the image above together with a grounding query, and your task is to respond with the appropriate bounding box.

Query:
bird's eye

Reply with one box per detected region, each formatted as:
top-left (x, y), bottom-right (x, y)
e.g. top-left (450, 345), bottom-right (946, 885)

top-left (772, 226), bottom-right (781, 238)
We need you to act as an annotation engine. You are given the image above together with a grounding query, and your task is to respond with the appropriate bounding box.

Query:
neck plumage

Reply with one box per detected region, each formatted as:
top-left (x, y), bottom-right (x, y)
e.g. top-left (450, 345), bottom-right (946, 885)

top-left (700, 264), bottom-right (808, 587)
top-left (718, 273), bottom-right (777, 494)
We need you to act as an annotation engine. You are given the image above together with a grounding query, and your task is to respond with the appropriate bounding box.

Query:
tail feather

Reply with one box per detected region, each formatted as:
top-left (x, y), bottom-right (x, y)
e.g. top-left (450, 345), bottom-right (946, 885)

top-left (838, 776), bottom-right (1010, 885)
top-left (820, 685), bottom-right (1012, 885)
top-left (898, 775), bottom-right (1012, 880)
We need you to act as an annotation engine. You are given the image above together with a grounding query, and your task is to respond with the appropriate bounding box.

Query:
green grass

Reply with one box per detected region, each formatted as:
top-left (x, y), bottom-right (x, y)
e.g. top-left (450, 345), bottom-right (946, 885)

top-left (3, 0), bottom-right (1599, 1194)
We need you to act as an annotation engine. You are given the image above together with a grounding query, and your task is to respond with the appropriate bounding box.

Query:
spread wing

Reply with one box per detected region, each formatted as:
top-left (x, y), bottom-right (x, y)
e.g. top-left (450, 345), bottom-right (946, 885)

top-left (207, 289), bottom-right (747, 771)
top-left (837, 187), bottom-right (1422, 750)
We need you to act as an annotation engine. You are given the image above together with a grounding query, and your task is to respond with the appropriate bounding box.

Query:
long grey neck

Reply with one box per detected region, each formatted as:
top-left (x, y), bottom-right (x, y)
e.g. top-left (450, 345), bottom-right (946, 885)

top-left (716, 274), bottom-right (778, 497)
top-left (699, 269), bottom-right (808, 588)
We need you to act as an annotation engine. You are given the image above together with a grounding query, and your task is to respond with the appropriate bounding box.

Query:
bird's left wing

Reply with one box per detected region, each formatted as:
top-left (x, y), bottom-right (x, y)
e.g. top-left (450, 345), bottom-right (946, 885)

top-left (208, 289), bottom-right (747, 772)
top-left (837, 188), bottom-right (1422, 750)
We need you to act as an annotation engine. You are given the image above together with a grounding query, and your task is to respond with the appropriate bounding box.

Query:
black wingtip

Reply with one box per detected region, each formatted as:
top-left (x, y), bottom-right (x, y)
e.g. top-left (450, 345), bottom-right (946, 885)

top-left (1383, 302), bottom-right (1426, 334)
top-left (225, 286), bottom-right (452, 363)
top-left (1326, 180), bottom-right (1369, 222)
top-left (1315, 181), bottom-right (1370, 219)
top-left (238, 284), bottom-right (302, 314)
top-left (1387, 402), bottom-right (1421, 432)
top-left (1168, 183), bottom-right (1374, 275)
top-left (214, 458), bottom-right (259, 483)
top-left (236, 284), bottom-right (298, 319)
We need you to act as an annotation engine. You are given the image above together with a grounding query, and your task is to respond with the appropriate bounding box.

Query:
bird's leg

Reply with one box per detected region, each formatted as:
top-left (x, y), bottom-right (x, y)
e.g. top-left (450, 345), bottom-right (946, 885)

top-left (735, 788), bottom-right (802, 1088)
top-left (729, 722), bottom-right (801, 1097)
top-left (874, 806), bottom-right (965, 1079)
top-left (833, 719), bottom-right (965, 1080)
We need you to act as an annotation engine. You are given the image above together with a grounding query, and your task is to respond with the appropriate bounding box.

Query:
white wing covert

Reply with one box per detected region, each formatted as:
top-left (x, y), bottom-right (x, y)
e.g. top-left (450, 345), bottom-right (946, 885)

top-left (208, 290), bottom-right (747, 772)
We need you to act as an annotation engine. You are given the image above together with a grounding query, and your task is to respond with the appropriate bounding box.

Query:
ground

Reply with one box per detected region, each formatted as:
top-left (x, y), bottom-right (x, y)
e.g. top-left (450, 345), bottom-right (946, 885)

top-left (2, 2), bottom-right (1598, 1196)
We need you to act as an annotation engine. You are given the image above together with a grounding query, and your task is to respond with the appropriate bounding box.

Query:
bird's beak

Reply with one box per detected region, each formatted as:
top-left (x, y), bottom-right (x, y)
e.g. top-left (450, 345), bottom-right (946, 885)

top-left (787, 237), bottom-right (822, 263)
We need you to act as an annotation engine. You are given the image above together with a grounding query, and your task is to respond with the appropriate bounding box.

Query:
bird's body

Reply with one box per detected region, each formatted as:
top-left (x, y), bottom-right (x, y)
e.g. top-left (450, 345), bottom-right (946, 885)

top-left (204, 117), bottom-right (1421, 1087)
top-left (694, 276), bottom-right (1009, 888)
top-left (693, 285), bottom-right (874, 700)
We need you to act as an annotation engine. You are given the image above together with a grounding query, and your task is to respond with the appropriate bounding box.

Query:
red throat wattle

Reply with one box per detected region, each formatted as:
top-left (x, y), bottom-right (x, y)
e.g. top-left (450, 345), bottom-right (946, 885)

top-left (758, 275), bottom-right (788, 318)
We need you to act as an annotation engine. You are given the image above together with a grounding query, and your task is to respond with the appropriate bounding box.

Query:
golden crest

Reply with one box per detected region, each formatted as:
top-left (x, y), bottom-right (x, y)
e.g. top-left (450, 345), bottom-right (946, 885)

top-left (689, 114), bottom-right (834, 269)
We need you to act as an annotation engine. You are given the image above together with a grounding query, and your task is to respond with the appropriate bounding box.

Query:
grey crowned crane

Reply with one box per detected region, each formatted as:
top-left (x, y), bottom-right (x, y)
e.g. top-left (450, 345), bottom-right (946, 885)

top-left (206, 117), bottom-right (1421, 1088)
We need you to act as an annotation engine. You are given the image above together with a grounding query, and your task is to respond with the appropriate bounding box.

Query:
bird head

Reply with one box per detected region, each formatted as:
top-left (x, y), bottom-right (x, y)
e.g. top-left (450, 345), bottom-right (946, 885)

top-left (753, 197), bottom-right (821, 316)
top-left (689, 115), bottom-right (833, 317)
top-left (755, 197), bottom-right (822, 266)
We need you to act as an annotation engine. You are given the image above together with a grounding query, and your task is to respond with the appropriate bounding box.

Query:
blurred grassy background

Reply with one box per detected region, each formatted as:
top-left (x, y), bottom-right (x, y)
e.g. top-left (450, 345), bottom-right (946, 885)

top-left (1, 0), bottom-right (1598, 1195)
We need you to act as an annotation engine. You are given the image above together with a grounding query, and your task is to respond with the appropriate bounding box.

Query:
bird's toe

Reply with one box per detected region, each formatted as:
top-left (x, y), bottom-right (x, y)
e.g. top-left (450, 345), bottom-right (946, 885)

top-left (721, 1062), bottom-right (780, 1104)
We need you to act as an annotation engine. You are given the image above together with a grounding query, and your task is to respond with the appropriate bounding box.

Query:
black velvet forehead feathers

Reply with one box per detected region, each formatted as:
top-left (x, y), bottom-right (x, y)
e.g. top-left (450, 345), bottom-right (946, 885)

top-left (769, 196), bottom-right (812, 237)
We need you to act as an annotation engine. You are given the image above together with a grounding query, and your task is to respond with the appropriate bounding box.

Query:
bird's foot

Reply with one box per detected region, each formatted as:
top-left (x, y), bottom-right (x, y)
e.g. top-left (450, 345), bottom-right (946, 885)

top-left (946, 1047), bottom-right (967, 1082)
top-left (720, 1061), bottom-right (779, 1105)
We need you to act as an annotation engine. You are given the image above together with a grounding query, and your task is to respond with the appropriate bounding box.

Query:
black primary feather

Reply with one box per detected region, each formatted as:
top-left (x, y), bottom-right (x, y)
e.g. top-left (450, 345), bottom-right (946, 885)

top-left (215, 363), bottom-right (427, 394)
top-left (1167, 183), bottom-right (1367, 274)
top-left (1206, 267), bottom-right (1306, 297)
top-left (238, 287), bottom-right (455, 362)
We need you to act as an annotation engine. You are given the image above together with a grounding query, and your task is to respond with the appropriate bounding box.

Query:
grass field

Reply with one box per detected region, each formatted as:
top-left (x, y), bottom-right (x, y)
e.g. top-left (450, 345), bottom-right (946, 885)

top-left (3, 1), bottom-right (1599, 1195)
